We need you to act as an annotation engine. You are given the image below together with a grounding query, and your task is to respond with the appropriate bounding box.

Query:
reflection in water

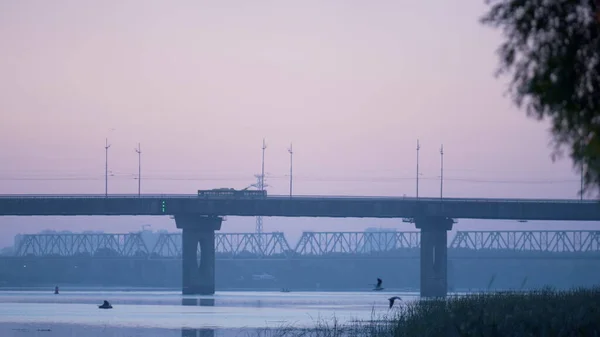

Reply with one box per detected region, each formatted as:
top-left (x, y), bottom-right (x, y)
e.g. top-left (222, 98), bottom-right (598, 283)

top-left (182, 298), bottom-right (216, 337)
top-left (182, 328), bottom-right (215, 337)
top-left (200, 298), bottom-right (215, 307)
top-left (181, 298), bottom-right (215, 306)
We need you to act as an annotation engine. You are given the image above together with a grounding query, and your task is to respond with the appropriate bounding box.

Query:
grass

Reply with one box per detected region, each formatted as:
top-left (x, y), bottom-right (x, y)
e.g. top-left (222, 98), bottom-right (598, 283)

top-left (251, 287), bottom-right (600, 337)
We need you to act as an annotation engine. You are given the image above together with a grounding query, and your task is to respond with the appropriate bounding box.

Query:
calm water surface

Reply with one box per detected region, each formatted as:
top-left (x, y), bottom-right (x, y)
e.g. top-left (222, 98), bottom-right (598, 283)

top-left (0, 290), bottom-right (422, 336)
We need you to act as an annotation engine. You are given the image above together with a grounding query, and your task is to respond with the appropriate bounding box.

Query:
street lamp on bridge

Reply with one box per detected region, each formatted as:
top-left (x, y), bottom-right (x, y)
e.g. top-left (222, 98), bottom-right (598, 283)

top-left (440, 144), bottom-right (444, 200)
top-left (135, 143), bottom-right (141, 197)
top-left (416, 139), bottom-right (420, 199)
top-left (288, 143), bottom-right (293, 198)
top-left (104, 138), bottom-right (110, 197)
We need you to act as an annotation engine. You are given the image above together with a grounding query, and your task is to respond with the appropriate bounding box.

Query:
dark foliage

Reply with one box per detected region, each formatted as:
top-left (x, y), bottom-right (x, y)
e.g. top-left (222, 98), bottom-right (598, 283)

top-left (481, 0), bottom-right (600, 195)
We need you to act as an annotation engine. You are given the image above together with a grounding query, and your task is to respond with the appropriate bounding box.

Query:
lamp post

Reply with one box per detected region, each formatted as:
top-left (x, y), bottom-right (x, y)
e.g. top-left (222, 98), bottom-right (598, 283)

top-left (135, 143), bottom-right (141, 197)
top-left (440, 144), bottom-right (444, 199)
top-left (288, 143), bottom-right (293, 198)
top-left (416, 139), bottom-right (420, 199)
top-left (104, 138), bottom-right (110, 197)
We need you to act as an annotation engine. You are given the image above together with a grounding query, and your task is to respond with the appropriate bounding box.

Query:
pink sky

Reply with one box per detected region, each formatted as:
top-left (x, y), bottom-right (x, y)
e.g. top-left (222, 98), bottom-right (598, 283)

top-left (0, 0), bottom-right (596, 248)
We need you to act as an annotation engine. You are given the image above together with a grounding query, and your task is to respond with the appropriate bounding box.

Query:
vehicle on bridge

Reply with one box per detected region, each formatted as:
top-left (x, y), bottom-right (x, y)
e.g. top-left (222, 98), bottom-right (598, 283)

top-left (197, 188), bottom-right (267, 199)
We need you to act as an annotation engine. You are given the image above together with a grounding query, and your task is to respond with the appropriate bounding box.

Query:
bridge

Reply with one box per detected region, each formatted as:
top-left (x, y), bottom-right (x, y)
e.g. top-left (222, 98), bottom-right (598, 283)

top-left (2, 193), bottom-right (599, 298)
top-left (12, 230), bottom-right (600, 258)
top-left (0, 194), bottom-right (599, 220)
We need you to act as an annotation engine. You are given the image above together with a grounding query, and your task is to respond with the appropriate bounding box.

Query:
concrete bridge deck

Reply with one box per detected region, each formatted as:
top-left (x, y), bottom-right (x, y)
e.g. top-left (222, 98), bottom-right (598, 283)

top-left (0, 194), bottom-right (599, 220)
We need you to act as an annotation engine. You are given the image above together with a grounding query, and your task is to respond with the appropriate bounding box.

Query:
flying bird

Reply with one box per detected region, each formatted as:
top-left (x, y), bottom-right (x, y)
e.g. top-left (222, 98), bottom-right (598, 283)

top-left (373, 278), bottom-right (384, 291)
top-left (388, 296), bottom-right (402, 309)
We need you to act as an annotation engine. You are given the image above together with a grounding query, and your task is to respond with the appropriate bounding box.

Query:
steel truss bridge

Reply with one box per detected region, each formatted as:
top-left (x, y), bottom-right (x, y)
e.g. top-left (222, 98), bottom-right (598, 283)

top-left (13, 230), bottom-right (600, 259)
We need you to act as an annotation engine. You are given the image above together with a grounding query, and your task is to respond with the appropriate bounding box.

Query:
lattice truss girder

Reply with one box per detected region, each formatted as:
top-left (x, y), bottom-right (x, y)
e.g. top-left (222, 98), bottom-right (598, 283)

top-left (13, 230), bottom-right (600, 257)
top-left (449, 230), bottom-right (600, 252)
top-left (293, 231), bottom-right (420, 255)
top-left (215, 232), bottom-right (292, 257)
top-left (15, 233), bottom-right (149, 257)
top-left (149, 232), bottom-right (293, 258)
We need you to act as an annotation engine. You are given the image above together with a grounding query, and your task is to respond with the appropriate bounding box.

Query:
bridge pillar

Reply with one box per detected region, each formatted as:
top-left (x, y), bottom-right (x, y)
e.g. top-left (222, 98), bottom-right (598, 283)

top-left (415, 216), bottom-right (454, 298)
top-left (175, 215), bottom-right (222, 295)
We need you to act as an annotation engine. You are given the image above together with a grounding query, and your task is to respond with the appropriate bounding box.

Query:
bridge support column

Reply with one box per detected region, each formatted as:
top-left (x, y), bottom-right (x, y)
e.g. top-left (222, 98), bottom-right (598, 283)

top-left (415, 216), bottom-right (454, 298)
top-left (175, 215), bottom-right (222, 295)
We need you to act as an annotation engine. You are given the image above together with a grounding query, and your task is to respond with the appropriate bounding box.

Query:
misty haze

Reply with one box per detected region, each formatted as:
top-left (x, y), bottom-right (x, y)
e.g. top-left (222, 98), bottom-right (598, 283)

top-left (1, 1), bottom-right (599, 336)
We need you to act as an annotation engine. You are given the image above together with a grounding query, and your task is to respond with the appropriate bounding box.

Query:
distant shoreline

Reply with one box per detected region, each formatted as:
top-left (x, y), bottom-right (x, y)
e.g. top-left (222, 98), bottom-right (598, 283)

top-left (0, 322), bottom-right (219, 337)
top-left (0, 286), bottom-right (423, 293)
top-left (0, 322), bottom-right (280, 337)
top-left (0, 286), bottom-right (180, 292)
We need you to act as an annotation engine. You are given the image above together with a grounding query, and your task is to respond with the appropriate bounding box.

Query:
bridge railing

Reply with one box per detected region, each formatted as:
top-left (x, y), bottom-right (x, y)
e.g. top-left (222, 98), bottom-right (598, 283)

top-left (11, 230), bottom-right (600, 258)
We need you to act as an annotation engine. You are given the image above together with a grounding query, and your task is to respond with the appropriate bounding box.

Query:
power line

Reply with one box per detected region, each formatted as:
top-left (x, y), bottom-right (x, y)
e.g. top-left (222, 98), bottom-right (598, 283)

top-left (439, 177), bottom-right (579, 184)
top-left (0, 166), bottom-right (580, 176)
top-left (0, 172), bottom-right (580, 182)
top-left (0, 175), bottom-right (580, 184)
top-left (0, 165), bottom-right (581, 176)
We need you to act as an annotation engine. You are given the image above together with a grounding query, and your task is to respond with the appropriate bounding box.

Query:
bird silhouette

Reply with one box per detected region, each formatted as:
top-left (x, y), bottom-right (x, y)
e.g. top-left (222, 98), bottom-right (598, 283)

top-left (388, 296), bottom-right (402, 309)
top-left (373, 278), bottom-right (384, 291)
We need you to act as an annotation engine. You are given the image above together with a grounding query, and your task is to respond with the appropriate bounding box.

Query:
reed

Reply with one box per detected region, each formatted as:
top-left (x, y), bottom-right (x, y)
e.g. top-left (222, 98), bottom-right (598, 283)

top-left (254, 287), bottom-right (600, 337)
